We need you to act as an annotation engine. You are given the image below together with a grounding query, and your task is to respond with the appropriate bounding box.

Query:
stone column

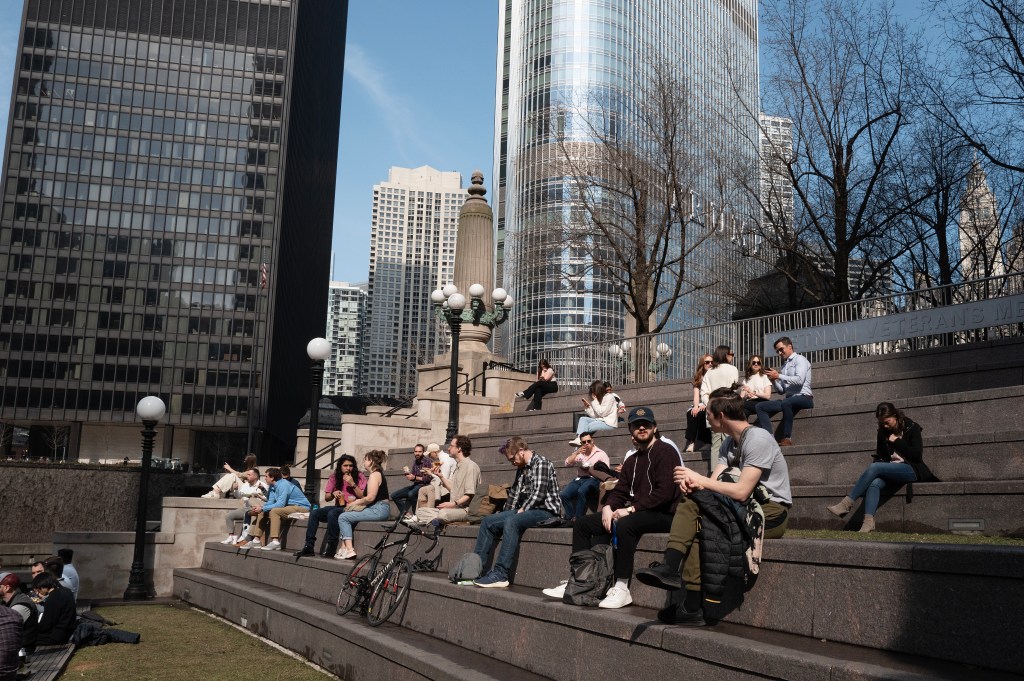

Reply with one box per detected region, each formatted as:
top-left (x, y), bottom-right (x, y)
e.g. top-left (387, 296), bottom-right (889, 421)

top-left (453, 170), bottom-right (495, 348)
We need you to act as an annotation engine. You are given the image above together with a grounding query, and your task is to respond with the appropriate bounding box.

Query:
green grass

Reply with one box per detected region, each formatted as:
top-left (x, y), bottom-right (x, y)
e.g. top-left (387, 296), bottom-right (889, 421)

top-left (59, 603), bottom-right (334, 681)
top-left (786, 528), bottom-right (1024, 546)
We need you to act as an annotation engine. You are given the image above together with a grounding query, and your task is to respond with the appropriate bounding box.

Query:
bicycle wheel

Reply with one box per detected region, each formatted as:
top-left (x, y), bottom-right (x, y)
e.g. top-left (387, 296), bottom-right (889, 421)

top-left (367, 557), bottom-right (412, 627)
top-left (336, 554), bottom-right (375, 616)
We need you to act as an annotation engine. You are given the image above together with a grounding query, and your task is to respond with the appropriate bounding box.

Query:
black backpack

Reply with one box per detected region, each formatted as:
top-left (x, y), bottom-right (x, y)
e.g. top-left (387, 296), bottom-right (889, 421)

top-left (562, 544), bottom-right (614, 606)
top-left (448, 552), bottom-right (482, 583)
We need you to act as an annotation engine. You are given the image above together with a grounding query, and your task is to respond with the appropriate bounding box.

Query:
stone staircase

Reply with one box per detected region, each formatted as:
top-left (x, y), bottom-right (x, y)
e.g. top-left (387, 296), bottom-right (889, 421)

top-left (173, 337), bottom-right (1024, 680)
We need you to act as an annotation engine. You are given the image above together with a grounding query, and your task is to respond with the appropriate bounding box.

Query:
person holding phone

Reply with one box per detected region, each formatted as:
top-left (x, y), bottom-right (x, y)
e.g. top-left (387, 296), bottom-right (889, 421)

top-left (571, 380), bottom-right (619, 446)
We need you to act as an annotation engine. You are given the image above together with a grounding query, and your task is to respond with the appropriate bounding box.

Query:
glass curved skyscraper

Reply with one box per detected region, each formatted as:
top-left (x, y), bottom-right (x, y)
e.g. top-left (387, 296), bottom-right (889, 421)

top-left (494, 0), bottom-right (760, 367)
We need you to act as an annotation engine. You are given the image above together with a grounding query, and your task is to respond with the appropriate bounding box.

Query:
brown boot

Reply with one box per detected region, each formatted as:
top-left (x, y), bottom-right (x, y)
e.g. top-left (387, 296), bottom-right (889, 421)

top-left (826, 497), bottom-right (854, 518)
top-left (859, 515), bottom-right (875, 533)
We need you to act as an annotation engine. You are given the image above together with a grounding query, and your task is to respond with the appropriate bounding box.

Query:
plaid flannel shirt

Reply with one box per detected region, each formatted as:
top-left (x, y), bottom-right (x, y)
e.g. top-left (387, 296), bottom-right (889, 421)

top-left (507, 453), bottom-right (562, 516)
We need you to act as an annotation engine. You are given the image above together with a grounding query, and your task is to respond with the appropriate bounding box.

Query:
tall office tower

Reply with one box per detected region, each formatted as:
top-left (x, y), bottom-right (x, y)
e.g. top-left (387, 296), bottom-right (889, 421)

top-left (323, 281), bottom-right (366, 396)
top-left (759, 113), bottom-right (794, 239)
top-left (959, 160), bottom-right (1006, 282)
top-left (0, 1), bottom-right (347, 464)
top-left (494, 0), bottom-right (760, 367)
top-left (360, 166), bottom-right (463, 399)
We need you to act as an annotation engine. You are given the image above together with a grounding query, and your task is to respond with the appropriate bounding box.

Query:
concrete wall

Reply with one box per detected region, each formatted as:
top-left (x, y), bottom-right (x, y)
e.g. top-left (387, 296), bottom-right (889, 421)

top-left (0, 462), bottom-right (189, 543)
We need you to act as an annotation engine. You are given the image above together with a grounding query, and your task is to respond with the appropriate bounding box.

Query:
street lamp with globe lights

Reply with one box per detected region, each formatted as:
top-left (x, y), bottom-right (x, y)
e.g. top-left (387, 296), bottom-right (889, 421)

top-left (304, 337), bottom-right (331, 506)
top-left (431, 283), bottom-right (512, 441)
top-left (124, 395), bottom-right (166, 600)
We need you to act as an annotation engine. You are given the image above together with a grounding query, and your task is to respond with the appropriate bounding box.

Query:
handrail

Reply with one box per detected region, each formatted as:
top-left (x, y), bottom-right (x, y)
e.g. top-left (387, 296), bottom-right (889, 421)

top-left (293, 437), bottom-right (343, 472)
top-left (546, 271), bottom-right (1024, 391)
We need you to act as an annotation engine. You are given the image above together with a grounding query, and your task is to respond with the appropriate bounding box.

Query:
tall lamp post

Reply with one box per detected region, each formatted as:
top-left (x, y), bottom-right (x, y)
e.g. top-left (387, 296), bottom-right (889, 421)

top-left (124, 395), bottom-right (166, 600)
top-left (304, 337), bottom-right (331, 506)
top-left (431, 283), bottom-right (512, 442)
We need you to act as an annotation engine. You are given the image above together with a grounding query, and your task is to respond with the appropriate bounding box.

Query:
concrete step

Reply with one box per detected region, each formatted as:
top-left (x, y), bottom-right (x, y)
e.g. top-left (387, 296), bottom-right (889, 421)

top-left (174, 566), bottom-right (554, 681)
top-left (184, 536), bottom-right (1024, 678)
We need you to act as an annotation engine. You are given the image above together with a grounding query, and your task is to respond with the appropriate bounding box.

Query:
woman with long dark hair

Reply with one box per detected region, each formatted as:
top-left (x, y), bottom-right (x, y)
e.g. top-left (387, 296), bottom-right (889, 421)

top-left (739, 354), bottom-right (772, 417)
top-left (516, 359), bottom-right (558, 411)
top-left (826, 402), bottom-right (936, 532)
top-left (294, 454), bottom-right (366, 557)
top-left (334, 450), bottom-right (390, 559)
top-left (571, 379), bottom-right (619, 445)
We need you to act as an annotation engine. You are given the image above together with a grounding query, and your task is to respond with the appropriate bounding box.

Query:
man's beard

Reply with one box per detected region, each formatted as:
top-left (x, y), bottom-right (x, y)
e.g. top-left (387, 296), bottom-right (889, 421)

top-left (633, 429), bottom-right (655, 447)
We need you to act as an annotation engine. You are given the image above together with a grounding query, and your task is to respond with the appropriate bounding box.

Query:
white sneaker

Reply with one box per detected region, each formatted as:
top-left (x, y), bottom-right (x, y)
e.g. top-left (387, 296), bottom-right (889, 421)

top-left (598, 586), bottom-right (632, 609)
top-left (515, 391), bottom-right (525, 398)
top-left (542, 580), bottom-right (568, 599)
top-left (201, 490), bottom-right (220, 499)
top-left (569, 437), bottom-right (582, 447)
top-left (220, 535), bottom-right (237, 545)
top-left (260, 540), bottom-right (282, 551)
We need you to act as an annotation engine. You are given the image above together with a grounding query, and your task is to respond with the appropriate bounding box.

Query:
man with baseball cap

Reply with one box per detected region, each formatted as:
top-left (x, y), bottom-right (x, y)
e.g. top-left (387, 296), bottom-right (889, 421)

top-left (0, 573), bottom-right (38, 652)
top-left (542, 406), bottom-right (681, 609)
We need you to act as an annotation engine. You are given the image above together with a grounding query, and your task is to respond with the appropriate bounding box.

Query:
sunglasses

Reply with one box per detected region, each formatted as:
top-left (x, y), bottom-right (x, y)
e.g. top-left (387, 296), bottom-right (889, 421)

top-left (580, 439), bottom-right (593, 444)
top-left (703, 360), bottom-right (712, 365)
top-left (751, 360), bottom-right (761, 365)
top-left (775, 348), bottom-right (785, 354)
top-left (630, 422), bottom-right (653, 431)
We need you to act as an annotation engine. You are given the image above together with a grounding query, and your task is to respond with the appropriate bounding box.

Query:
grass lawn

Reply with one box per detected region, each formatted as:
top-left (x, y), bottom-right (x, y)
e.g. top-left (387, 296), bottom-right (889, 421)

top-left (786, 528), bottom-right (1024, 546)
top-left (59, 603), bottom-right (334, 681)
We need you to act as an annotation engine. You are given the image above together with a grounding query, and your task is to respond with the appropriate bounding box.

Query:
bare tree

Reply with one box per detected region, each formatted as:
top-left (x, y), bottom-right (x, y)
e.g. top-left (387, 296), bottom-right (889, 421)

top-left (538, 61), bottom-right (722, 336)
top-left (931, 0), bottom-right (1024, 174)
top-left (755, 0), bottom-right (920, 305)
top-left (40, 425), bottom-right (70, 462)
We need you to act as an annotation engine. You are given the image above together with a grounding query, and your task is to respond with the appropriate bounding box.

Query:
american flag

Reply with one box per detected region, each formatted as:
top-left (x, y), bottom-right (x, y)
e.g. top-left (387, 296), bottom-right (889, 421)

top-left (259, 263), bottom-right (268, 290)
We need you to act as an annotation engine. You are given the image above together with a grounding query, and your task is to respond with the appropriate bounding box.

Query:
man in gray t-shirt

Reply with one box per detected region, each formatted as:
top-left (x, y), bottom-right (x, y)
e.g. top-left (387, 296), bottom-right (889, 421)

top-left (634, 388), bottom-right (793, 627)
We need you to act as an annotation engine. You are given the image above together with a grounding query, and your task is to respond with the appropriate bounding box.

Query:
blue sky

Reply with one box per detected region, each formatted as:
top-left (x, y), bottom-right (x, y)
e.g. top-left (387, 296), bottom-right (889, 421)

top-left (0, 1), bottom-right (499, 284)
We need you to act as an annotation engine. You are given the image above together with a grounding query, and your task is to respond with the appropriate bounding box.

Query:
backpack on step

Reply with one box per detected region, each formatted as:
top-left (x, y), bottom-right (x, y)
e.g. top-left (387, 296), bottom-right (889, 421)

top-left (562, 544), bottom-right (614, 606)
top-left (448, 552), bottom-right (482, 583)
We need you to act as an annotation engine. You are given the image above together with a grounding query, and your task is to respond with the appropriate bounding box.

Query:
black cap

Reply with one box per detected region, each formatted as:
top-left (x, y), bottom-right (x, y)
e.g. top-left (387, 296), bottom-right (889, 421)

top-left (627, 406), bottom-right (656, 425)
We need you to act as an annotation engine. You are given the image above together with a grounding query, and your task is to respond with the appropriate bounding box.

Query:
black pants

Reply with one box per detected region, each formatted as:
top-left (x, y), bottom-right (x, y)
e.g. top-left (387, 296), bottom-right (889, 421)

top-left (304, 506), bottom-right (337, 547)
top-left (522, 380), bottom-right (558, 410)
top-left (573, 509), bottom-right (673, 580)
top-left (684, 409), bottom-right (711, 445)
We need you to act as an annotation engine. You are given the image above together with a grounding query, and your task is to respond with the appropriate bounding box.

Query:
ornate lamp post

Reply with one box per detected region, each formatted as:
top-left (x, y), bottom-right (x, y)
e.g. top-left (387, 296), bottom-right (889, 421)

top-left (304, 337), bottom-right (331, 506)
top-left (124, 395), bottom-right (166, 600)
top-left (431, 283), bottom-right (512, 441)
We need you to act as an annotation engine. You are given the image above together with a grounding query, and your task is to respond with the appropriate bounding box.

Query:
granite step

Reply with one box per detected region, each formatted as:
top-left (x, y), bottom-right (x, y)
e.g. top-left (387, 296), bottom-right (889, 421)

top-left (181, 539), bottom-right (1024, 679)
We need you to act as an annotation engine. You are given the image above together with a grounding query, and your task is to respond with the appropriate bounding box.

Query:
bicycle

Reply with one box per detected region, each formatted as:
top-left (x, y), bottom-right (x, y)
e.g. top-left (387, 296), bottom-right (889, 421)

top-left (335, 516), bottom-right (439, 626)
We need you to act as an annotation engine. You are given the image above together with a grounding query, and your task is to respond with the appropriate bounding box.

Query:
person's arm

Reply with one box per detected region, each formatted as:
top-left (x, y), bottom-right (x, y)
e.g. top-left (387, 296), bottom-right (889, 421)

top-left (676, 464), bottom-right (763, 502)
top-left (755, 375), bottom-right (772, 399)
top-left (323, 475), bottom-right (337, 502)
top-left (873, 430), bottom-right (888, 461)
top-left (777, 355), bottom-right (810, 390)
top-left (349, 471), bottom-right (380, 510)
top-left (591, 394), bottom-right (617, 418)
top-left (565, 449), bottom-right (583, 466)
top-left (540, 367), bottom-right (555, 381)
top-left (891, 424), bottom-right (924, 463)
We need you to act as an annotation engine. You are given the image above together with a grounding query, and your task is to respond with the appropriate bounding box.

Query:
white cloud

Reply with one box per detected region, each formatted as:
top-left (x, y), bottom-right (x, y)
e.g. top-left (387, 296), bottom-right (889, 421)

top-left (343, 42), bottom-right (438, 162)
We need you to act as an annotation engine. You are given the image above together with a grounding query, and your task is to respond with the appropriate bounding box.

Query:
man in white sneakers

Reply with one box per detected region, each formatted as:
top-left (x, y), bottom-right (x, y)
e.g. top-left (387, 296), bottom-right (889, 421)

top-left (236, 467), bottom-right (310, 551)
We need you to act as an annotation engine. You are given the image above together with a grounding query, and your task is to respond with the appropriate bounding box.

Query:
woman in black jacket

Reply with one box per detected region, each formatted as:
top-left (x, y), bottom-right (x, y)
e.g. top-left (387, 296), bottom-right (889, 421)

top-left (825, 402), bottom-right (935, 532)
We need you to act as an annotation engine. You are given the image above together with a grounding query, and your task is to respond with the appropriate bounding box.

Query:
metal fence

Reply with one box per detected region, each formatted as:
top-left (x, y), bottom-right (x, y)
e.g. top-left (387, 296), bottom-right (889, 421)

top-left (547, 272), bottom-right (1024, 391)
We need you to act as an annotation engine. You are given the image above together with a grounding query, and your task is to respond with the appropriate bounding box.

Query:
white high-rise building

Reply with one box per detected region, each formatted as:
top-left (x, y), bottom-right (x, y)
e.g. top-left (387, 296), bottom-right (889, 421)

top-left (959, 161), bottom-right (1006, 282)
top-left (760, 113), bottom-right (794, 239)
top-left (324, 281), bottom-right (367, 396)
top-left (360, 166), bottom-right (463, 398)
top-left (494, 0), bottom-right (761, 367)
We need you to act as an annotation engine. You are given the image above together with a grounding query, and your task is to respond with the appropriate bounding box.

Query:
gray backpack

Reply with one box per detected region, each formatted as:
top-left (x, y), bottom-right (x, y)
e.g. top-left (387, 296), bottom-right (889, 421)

top-left (448, 552), bottom-right (482, 583)
top-left (562, 544), bottom-right (614, 606)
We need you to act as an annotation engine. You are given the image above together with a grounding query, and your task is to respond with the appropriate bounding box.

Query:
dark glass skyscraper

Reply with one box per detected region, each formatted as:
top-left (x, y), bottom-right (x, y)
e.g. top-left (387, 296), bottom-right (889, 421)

top-left (0, 0), bottom-right (347, 463)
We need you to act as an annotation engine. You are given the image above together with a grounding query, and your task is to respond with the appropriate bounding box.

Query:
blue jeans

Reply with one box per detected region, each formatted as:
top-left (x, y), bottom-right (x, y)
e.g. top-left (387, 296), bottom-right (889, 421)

top-left (303, 506), bottom-right (337, 547)
top-left (559, 477), bottom-right (600, 521)
top-left (335, 500), bottom-right (391, 540)
top-left (576, 417), bottom-right (616, 436)
top-left (848, 462), bottom-right (917, 515)
top-left (390, 483), bottom-right (425, 515)
top-left (473, 508), bottom-right (553, 579)
top-left (755, 394), bottom-right (814, 439)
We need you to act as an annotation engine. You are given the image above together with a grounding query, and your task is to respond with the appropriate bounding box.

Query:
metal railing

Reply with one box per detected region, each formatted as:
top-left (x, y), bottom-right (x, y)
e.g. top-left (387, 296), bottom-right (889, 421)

top-left (293, 437), bottom-right (343, 472)
top-left (381, 360), bottom-right (533, 419)
top-left (548, 272), bottom-right (1024, 391)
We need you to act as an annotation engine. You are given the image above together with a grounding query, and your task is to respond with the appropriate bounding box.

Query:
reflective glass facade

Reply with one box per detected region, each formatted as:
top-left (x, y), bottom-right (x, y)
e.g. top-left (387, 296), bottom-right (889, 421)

top-left (494, 0), bottom-right (760, 367)
top-left (0, 0), bottom-right (347, 461)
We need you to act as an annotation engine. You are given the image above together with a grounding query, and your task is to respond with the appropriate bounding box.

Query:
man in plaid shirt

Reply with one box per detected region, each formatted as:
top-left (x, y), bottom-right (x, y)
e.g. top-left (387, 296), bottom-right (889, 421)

top-left (473, 436), bottom-right (562, 588)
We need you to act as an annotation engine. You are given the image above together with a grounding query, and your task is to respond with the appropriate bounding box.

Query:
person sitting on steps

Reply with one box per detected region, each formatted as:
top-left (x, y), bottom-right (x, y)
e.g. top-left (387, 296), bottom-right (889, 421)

top-left (516, 359), bottom-right (558, 411)
top-left (636, 388), bottom-right (793, 626)
top-left (826, 402), bottom-right (936, 533)
top-left (293, 454), bottom-right (366, 557)
top-left (332, 450), bottom-right (391, 560)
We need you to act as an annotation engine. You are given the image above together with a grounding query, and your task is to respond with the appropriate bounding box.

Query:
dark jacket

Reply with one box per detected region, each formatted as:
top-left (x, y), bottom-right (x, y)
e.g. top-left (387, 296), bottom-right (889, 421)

top-left (874, 418), bottom-right (935, 482)
top-left (603, 439), bottom-right (681, 514)
top-left (36, 586), bottom-right (76, 646)
top-left (691, 489), bottom-right (748, 605)
top-left (6, 591), bottom-right (38, 651)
